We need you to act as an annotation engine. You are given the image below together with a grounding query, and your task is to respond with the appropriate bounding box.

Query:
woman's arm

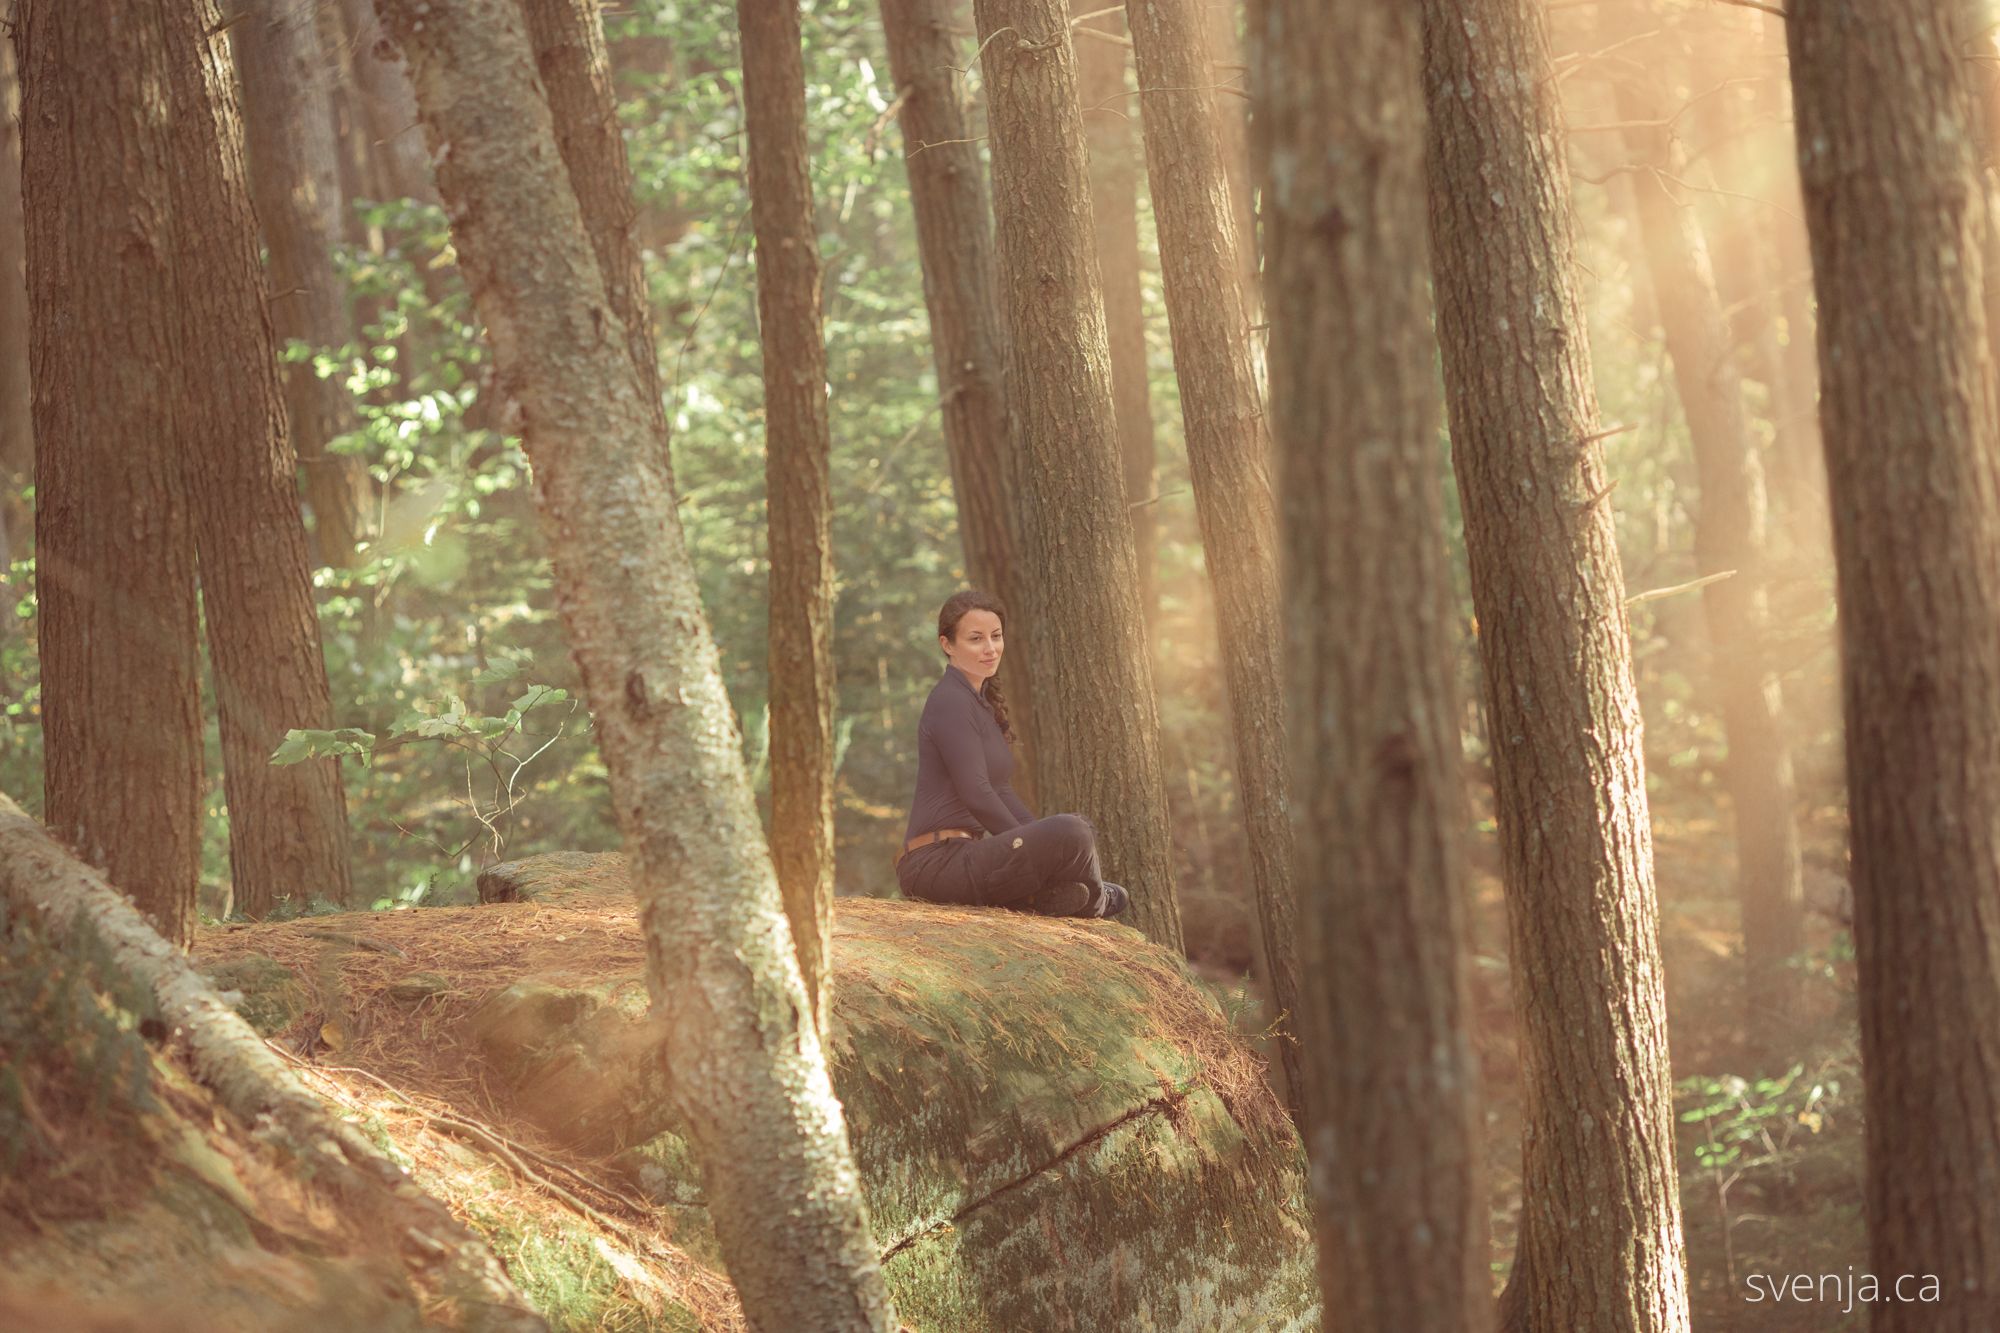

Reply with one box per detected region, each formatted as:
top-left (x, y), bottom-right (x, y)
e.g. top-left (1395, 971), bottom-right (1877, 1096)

top-left (998, 785), bottom-right (1033, 827)
top-left (930, 695), bottom-right (1025, 834)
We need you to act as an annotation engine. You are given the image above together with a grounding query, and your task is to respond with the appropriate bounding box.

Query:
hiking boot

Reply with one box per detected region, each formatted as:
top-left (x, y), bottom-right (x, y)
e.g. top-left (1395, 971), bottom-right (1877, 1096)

top-left (1025, 881), bottom-right (1095, 916)
top-left (1097, 882), bottom-right (1129, 918)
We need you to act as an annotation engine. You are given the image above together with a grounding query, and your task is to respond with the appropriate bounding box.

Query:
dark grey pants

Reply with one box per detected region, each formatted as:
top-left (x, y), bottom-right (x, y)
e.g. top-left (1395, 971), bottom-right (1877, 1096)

top-left (896, 813), bottom-right (1103, 911)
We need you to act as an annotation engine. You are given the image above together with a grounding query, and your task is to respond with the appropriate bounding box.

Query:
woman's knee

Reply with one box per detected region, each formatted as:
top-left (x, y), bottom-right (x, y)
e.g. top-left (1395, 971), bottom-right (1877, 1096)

top-left (1040, 812), bottom-right (1096, 851)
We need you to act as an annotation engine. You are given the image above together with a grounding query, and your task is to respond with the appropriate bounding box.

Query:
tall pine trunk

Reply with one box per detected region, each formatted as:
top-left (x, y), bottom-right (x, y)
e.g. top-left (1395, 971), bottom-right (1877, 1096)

top-left (1125, 0), bottom-right (1301, 1120)
top-left (1767, 11), bottom-right (1831, 558)
top-left (229, 0), bottom-right (371, 570)
top-left (1072, 1), bottom-right (1159, 638)
top-left (878, 0), bottom-right (1042, 804)
top-left (1261, 1), bottom-right (1489, 1325)
top-left (165, 0), bottom-right (353, 919)
top-left (18, 0), bottom-right (206, 948)
top-left (1205, 0), bottom-right (1255, 310)
top-left (740, 0), bottom-right (836, 1033)
top-left (1419, 0), bottom-right (1689, 1326)
top-left (338, 0), bottom-right (436, 205)
top-left (1602, 4), bottom-right (1806, 1043)
top-left (372, 2), bottom-right (896, 1324)
top-left (1788, 5), bottom-right (2000, 1323)
top-left (973, 0), bottom-right (1183, 950)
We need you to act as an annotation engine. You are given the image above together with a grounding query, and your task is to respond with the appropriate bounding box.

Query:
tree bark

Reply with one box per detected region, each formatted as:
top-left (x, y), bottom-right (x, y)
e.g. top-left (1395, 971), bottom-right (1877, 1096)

top-left (0, 37), bottom-right (29, 547)
top-left (229, 0), bottom-right (371, 570)
top-left (1602, 5), bottom-right (1806, 1044)
top-left (1419, 0), bottom-right (1690, 1327)
top-left (739, 0), bottom-right (836, 1037)
top-left (520, 0), bottom-right (671, 466)
top-left (1204, 0), bottom-right (1257, 313)
top-left (0, 793), bottom-right (546, 1329)
top-left (370, 2), bottom-right (897, 1325)
top-left (318, 0), bottom-right (385, 252)
top-left (1788, 5), bottom-right (2000, 1324)
top-left (163, 0), bottom-right (353, 920)
top-left (1072, 1), bottom-right (1160, 639)
top-left (1261, 2), bottom-right (1489, 1327)
top-left (17, 0), bottom-right (205, 949)
top-left (1765, 11), bottom-right (1831, 556)
top-left (1125, 0), bottom-right (1300, 1121)
top-left (973, 0), bottom-right (1184, 951)
top-left (339, 0), bottom-right (437, 205)
top-left (878, 0), bottom-right (1043, 805)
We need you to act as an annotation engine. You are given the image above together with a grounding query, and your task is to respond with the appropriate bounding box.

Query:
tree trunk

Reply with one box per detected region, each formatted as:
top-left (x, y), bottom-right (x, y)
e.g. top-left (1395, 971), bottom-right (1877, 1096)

top-left (1788, 6), bottom-right (2000, 1324)
top-left (0, 37), bottom-right (29, 547)
top-left (162, 0), bottom-right (353, 920)
top-left (878, 0), bottom-right (1043, 805)
top-left (1766, 11), bottom-right (1831, 557)
top-left (972, 0), bottom-right (1184, 951)
top-left (520, 0), bottom-right (671, 466)
top-left (371, 2), bottom-right (897, 1325)
top-left (17, 0), bottom-right (205, 949)
top-left (739, 0), bottom-right (836, 1036)
top-left (1204, 0), bottom-right (1256, 313)
top-left (339, 0), bottom-right (437, 205)
top-left (1602, 5), bottom-right (1806, 1045)
top-left (0, 792), bottom-right (547, 1328)
top-left (1072, 1), bottom-right (1159, 639)
top-left (1419, 0), bottom-right (1691, 1327)
top-left (1261, 2), bottom-right (1489, 1327)
top-left (229, 0), bottom-right (370, 570)
top-left (318, 0), bottom-right (385, 252)
top-left (1125, 0), bottom-right (1300, 1121)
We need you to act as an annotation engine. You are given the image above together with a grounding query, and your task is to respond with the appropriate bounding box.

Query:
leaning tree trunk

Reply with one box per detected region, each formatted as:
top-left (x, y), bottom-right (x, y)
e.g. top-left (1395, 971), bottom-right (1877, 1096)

top-left (1419, 0), bottom-right (1690, 1327)
top-left (1125, 0), bottom-right (1301, 1122)
top-left (520, 0), bottom-right (672, 471)
top-left (878, 0), bottom-right (1042, 804)
top-left (1788, 5), bottom-right (2000, 1325)
top-left (371, 1), bottom-right (897, 1325)
top-left (973, 0), bottom-right (1184, 951)
top-left (17, 0), bottom-right (206, 949)
top-left (1073, 0), bottom-right (1160, 639)
top-left (739, 0), bottom-right (836, 1035)
top-left (0, 793), bottom-right (546, 1329)
top-left (1602, 4), bottom-right (1806, 1046)
top-left (164, 0), bottom-right (354, 920)
top-left (230, 0), bottom-right (371, 570)
top-left (1261, 1), bottom-right (1489, 1327)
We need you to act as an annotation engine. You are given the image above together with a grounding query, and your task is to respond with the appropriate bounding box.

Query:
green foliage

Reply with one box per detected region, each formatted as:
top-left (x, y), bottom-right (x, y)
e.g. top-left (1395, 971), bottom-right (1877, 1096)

top-left (1680, 1062), bottom-right (1845, 1177)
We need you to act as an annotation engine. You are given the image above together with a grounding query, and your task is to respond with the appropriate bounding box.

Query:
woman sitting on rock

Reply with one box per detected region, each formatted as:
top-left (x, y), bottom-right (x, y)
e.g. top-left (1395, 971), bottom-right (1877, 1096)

top-left (894, 589), bottom-right (1128, 919)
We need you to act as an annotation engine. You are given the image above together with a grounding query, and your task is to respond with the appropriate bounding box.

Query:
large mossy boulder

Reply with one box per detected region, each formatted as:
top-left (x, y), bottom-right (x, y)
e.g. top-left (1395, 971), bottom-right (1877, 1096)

top-left (200, 855), bottom-right (1320, 1332)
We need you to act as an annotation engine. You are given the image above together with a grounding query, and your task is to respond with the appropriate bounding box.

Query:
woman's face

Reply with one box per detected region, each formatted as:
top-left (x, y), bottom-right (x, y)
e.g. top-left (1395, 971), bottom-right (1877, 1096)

top-left (941, 609), bottom-right (1004, 686)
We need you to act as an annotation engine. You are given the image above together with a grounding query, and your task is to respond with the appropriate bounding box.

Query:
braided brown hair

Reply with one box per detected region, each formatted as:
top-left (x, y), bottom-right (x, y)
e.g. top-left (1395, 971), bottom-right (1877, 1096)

top-left (937, 589), bottom-right (1014, 742)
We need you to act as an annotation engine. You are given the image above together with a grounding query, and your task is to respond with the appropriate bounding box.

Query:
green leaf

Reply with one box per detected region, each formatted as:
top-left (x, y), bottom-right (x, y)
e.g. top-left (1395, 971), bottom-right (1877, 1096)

top-left (270, 727), bottom-right (376, 765)
top-left (471, 659), bottom-right (523, 686)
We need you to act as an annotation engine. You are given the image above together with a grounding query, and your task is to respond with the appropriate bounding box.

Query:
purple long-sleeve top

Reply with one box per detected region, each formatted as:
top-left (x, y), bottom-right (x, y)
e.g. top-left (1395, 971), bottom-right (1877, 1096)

top-left (902, 665), bottom-right (1034, 840)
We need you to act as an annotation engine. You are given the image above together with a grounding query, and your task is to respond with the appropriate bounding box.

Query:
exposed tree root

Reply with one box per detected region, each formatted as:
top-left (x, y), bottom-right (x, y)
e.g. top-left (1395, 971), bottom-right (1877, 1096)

top-left (0, 793), bottom-right (546, 1332)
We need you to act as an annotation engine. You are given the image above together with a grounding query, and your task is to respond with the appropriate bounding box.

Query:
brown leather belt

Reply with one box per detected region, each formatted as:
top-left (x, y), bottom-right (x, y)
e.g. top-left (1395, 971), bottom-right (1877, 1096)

top-left (895, 828), bottom-right (980, 868)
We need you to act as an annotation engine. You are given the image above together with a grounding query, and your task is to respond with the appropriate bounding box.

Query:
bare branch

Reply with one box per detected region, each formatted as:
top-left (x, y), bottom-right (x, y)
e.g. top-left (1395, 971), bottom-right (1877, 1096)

top-left (1626, 570), bottom-right (1738, 606)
